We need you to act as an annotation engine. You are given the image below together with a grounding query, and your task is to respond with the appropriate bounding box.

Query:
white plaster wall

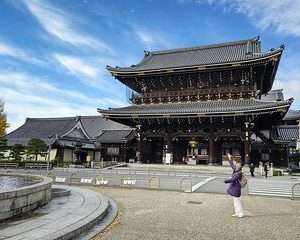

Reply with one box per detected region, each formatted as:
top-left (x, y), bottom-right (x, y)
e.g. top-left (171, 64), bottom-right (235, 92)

top-left (94, 151), bottom-right (101, 162)
top-left (63, 149), bottom-right (73, 162)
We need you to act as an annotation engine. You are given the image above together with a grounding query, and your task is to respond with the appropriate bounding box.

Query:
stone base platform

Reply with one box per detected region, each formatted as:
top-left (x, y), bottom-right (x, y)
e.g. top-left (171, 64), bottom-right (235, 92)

top-left (0, 185), bottom-right (116, 240)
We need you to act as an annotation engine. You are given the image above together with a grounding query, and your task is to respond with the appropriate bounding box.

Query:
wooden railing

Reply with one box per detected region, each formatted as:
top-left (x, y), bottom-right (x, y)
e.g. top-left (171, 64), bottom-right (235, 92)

top-left (131, 86), bottom-right (256, 100)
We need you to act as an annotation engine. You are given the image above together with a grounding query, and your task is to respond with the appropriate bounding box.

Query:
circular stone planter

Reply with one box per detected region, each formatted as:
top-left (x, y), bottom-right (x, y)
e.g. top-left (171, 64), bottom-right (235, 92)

top-left (0, 173), bottom-right (53, 221)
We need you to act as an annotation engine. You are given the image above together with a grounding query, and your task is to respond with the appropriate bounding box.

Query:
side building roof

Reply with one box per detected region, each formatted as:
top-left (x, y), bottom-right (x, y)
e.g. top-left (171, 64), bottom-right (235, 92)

top-left (283, 109), bottom-right (300, 121)
top-left (96, 129), bottom-right (135, 144)
top-left (271, 125), bottom-right (299, 143)
top-left (261, 89), bottom-right (284, 102)
top-left (2, 116), bottom-right (132, 147)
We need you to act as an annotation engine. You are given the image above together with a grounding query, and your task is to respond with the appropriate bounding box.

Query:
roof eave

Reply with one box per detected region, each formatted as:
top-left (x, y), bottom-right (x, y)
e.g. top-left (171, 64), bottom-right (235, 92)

top-left (108, 50), bottom-right (283, 76)
top-left (100, 104), bottom-right (292, 119)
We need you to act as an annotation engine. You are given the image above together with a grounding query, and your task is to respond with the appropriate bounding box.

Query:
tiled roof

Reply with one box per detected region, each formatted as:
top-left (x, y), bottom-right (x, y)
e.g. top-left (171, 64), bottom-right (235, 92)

top-left (80, 116), bottom-right (131, 139)
top-left (57, 139), bottom-right (96, 149)
top-left (3, 117), bottom-right (76, 146)
top-left (107, 37), bottom-right (283, 73)
top-left (261, 89), bottom-right (284, 102)
top-left (99, 99), bottom-right (292, 117)
top-left (283, 109), bottom-right (300, 121)
top-left (96, 129), bottom-right (135, 143)
top-left (3, 116), bottom-right (131, 146)
top-left (271, 125), bottom-right (299, 141)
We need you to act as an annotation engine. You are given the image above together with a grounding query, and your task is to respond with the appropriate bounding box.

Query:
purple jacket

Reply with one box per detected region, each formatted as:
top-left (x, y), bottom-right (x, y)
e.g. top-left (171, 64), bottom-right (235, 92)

top-left (224, 160), bottom-right (242, 197)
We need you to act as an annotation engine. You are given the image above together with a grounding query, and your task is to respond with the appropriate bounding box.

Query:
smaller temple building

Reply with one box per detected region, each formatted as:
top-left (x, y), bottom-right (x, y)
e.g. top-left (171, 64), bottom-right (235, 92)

top-left (2, 116), bottom-right (135, 165)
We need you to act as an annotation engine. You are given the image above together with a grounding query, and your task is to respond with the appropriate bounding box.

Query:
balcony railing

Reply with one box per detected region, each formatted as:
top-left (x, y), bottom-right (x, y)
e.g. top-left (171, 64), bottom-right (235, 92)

top-left (130, 85), bottom-right (257, 103)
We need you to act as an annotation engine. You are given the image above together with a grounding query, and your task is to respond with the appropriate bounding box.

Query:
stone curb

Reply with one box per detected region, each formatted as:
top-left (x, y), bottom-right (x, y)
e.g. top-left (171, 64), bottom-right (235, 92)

top-left (42, 186), bottom-right (109, 240)
top-left (76, 198), bottom-right (118, 240)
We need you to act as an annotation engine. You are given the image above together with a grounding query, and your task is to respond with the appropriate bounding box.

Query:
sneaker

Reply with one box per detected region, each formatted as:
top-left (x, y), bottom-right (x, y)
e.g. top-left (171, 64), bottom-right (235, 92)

top-left (238, 214), bottom-right (245, 218)
top-left (232, 214), bottom-right (238, 217)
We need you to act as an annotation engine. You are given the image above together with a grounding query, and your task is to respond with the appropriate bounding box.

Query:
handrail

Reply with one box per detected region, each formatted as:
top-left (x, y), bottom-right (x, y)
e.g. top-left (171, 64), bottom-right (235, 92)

top-left (0, 162), bottom-right (18, 169)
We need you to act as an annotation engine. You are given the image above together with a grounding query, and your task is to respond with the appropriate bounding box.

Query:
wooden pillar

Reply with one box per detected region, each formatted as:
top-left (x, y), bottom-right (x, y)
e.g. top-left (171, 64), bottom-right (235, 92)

top-left (208, 134), bottom-right (216, 165)
top-left (136, 125), bottom-right (142, 163)
top-left (244, 139), bottom-right (250, 166)
top-left (166, 137), bottom-right (172, 153)
top-left (165, 134), bottom-right (173, 164)
top-left (244, 122), bottom-right (250, 166)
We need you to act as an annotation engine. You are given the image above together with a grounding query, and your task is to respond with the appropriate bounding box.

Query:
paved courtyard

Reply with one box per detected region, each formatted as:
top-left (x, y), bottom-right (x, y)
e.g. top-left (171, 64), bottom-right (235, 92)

top-left (90, 187), bottom-right (300, 240)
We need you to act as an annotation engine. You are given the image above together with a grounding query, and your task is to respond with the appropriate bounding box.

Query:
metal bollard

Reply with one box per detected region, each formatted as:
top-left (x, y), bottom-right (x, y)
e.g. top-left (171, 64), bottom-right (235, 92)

top-left (291, 183), bottom-right (300, 200)
top-left (148, 176), bottom-right (160, 190)
top-left (179, 178), bottom-right (192, 193)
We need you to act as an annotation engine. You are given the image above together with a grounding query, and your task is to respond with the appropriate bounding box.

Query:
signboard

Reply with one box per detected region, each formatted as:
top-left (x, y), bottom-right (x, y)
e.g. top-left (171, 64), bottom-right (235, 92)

top-left (96, 179), bottom-right (108, 185)
top-left (165, 153), bottom-right (173, 164)
top-left (80, 178), bottom-right (93, 184)
top-left (55, 177), bottom-right (66, 183)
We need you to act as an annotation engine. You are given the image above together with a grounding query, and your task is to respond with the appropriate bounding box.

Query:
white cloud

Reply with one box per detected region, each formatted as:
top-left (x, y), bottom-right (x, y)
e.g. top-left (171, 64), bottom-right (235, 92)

top-left (133, 26), bottom-right (174, 50)
top-left (0, 40), bottom-right (44, 66)
top-left (177, 0), bottom-right (192, 4)
top-left (23, 0), bottom-right (113, 53)
top-left (52, 53), bottom-right (122, 93)
top-left (197, 0), bottom-right (300, 37)
top-left (53, 53), bottom-right (99, 79)
top-left (136, 29), bottom-right (155, 48)
top-left (0, 71), bottom-right (126, 132)
top-left (273, 69), bottom-right (300, 105)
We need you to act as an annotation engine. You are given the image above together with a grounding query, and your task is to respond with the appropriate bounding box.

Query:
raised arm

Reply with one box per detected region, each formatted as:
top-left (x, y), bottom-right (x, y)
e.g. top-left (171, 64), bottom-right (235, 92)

top-left (227, 153), bottom-right (236, 171)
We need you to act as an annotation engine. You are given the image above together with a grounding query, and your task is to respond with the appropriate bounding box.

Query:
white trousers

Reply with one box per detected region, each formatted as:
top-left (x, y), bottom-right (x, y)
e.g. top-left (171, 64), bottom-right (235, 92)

top-left (232, 197), bottom-right (244, 217)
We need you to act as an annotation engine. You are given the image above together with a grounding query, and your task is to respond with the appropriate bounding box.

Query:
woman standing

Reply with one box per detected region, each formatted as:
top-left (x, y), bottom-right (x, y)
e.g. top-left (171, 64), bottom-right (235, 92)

top-left (224, 153), bottom-right (245, 218)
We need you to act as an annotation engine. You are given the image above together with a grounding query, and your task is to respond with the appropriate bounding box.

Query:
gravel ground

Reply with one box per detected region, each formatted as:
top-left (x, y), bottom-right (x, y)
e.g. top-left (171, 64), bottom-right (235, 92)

top-left (88, 187), bottom-right (300, 240)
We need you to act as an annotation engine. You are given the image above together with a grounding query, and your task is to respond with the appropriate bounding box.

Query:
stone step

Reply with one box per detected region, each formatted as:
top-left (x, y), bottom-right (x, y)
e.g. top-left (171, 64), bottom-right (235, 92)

top-left (0, 185), bottom-right (114, 240)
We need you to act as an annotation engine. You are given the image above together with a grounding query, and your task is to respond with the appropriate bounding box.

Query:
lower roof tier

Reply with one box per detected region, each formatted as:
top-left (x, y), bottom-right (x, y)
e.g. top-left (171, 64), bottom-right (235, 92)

top-left (99, 98), bottom-right (293, 118)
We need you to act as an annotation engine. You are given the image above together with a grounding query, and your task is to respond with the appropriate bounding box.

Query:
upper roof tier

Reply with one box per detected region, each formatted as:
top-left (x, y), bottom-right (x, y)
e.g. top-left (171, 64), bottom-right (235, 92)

top-left (107, 36), bottom-right (284, 75)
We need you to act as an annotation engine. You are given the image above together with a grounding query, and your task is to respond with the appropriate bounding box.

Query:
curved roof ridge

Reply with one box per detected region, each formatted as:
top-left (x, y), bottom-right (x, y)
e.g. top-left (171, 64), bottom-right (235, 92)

top-left (148, 36), bottom-right (260, 55)
top-left (103, 128), bottom-right (134, 130)
top-left (26, 116), bottom-right (76, 121)
top-left (256, 97), bottom-right (293, 103)
top-left (100, 98), bottom-right (291, 111)
top-left (277, 125), bottom-right (299, 128)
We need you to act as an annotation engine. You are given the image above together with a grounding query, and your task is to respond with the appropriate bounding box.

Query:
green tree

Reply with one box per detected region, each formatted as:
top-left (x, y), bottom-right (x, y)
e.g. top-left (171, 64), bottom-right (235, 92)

top-left (0, 99), bottom-right (10, 137)
top-left (26, 138), bottom-right (47, 161)
top-left (10, 144), bottom-right (24, 161)
top-left (0, 139), bottom-right (8, 159)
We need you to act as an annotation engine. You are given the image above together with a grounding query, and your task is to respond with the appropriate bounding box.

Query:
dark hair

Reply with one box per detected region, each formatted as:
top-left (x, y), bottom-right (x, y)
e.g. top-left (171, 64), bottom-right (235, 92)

top-left (235, 159), bottom-right (243, 167)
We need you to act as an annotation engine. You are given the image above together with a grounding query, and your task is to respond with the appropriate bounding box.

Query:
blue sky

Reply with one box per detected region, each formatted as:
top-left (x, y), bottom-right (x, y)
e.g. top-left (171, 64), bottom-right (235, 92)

top-left (1, 0), bottom-right (300, 132)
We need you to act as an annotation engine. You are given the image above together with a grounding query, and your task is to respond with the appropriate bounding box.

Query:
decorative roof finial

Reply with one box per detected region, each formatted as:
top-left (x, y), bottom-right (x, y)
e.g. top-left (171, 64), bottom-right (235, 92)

top-left (144, 50), bottom-right (150, 56)
top-left (75, 116), bottom-right (81, 122)
top-left (279, 44), bottom-right (285, 49)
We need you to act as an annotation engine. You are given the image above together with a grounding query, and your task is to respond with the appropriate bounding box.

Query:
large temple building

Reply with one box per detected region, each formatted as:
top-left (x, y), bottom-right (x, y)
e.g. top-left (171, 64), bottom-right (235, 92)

top-left (100, 37), bottom-right (299, 166)
top-left (2, 37), bottom-right (300, 167)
